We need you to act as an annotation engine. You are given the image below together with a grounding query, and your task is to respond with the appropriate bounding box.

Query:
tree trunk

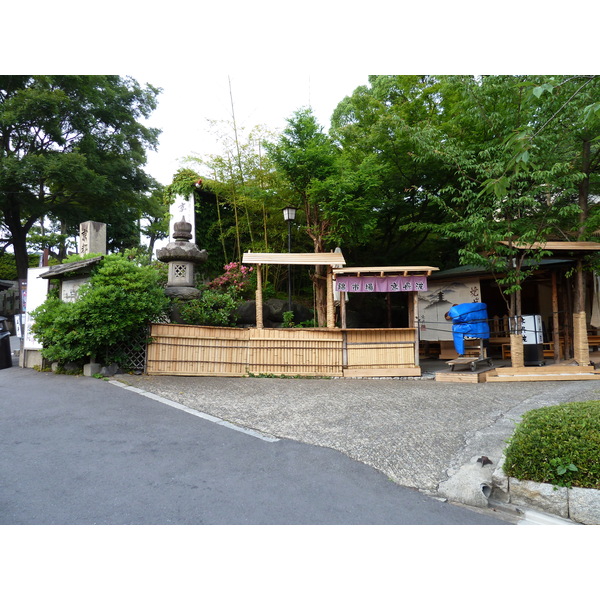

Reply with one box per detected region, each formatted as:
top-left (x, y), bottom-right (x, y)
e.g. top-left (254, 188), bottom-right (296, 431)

top-left (313, 264), bottom-right (328, 327)
top-left (3, 205), bottom-right (31, 281)
top-left (509, 282), bottom-right (524, 367)
top-left (578, 139), bottom-right (591, 237)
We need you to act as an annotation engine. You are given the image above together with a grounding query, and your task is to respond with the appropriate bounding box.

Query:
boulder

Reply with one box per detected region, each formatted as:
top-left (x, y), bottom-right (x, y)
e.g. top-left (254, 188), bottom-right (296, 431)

top-left (235, 301), bottom-right (271, 325)
top-left (266, 298), bottom-right (313, 324)
top-left (100, 363), bottom-right (121, 377)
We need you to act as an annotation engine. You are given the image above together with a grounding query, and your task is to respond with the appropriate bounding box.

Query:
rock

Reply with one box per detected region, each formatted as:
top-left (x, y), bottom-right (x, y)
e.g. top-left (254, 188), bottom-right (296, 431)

top-left (508, 478), bottom-right (569, 518)
top-left (100, 363), bottom-right (121, 377)
top-left (163, 286), bottom-right (202, 300)
top-left (265, 298), bottom-right (288, 322)
top-left (235, 301), bottom-right (271, 325)
top-left (265, 298), bottom-right (313, 324)
top-left (292, 303), bottom-right (313, 324)
top-left (568, 487), bottom-right (600, 525)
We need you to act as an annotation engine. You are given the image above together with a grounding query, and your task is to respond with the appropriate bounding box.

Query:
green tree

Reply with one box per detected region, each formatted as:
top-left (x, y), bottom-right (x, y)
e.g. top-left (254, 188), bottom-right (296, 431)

top-left (266, 108), bottom-right (377, 325)
top-left (331, 76), bottom-right (457, 267)
top-left (419, 75), bottom-right (599, 361)
top-left (139, 180), bottom-right (170, 259)
top-left (0, 75), bottom-right (161, 279)
top-left (185, 122), bottom-right (283, 255)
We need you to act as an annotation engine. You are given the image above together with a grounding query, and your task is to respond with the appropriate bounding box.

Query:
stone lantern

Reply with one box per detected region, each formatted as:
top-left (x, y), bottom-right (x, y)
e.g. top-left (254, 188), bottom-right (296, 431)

top-left (156, 218), bottom-right (208, 302)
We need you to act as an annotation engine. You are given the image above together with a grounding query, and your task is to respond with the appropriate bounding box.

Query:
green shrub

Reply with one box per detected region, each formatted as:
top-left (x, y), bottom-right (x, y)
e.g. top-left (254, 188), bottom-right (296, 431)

top-left (175, 289), bottom-right (240, 327)
top-left (503, 400), bottom-right (600, 489)
top-left (31, 254), bottom-right (169, 365)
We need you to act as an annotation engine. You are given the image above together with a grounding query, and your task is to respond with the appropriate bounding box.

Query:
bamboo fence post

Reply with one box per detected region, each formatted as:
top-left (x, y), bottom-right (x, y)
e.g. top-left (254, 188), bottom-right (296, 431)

top-left (255, 263), bottom-right (263, 329)
top-left (510, 333), bottom-right (525, 368)
top-left (573, 311), bottom-right (590, 366)
top-left (326, 265), bottom-right (335, 328)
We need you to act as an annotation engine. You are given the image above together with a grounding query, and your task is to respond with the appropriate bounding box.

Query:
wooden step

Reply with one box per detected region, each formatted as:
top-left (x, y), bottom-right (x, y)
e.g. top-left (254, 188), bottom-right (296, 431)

top-left (485, 365), bottom-right (600, 382)
top-left (435, 371), bottom-right (488, 383)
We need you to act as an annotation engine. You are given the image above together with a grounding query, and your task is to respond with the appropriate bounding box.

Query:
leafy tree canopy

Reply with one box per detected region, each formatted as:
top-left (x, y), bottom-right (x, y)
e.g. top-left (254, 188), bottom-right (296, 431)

top-left (0, 75), bottom-right (162, 279)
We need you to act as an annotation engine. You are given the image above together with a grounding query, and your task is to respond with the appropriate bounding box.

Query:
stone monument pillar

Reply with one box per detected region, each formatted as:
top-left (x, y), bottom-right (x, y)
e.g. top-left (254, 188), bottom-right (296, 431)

top-left (156, 218), bottom-right (207, 320)
top-left (79, 221), bottom-right (107, 255)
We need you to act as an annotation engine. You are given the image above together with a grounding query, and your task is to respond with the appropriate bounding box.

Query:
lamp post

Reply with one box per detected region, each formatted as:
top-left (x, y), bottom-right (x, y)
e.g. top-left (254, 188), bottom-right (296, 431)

top-left (283, 206), bottom-right (297, 313)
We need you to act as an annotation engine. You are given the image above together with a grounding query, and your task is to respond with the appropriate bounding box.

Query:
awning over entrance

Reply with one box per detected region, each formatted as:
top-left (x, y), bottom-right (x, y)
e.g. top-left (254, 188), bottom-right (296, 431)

top-left (242, 251), bottom-right (345, 266)
top-left (242, 251), bottom-right (346, 329)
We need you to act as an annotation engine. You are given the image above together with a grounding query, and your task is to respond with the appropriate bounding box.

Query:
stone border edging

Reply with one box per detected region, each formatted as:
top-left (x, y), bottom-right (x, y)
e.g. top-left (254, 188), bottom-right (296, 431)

top-left (491, 457), bottom-right (600, 525)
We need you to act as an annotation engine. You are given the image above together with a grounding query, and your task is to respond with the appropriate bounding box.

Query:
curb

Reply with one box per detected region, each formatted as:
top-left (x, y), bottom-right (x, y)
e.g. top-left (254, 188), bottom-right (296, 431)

top-left (491, 456), bottom-right (600, 525)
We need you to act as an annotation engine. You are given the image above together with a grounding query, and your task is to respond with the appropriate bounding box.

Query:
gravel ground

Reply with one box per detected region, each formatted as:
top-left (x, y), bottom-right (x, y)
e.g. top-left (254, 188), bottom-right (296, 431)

top-left (112, 372), bottom-right (600, 495)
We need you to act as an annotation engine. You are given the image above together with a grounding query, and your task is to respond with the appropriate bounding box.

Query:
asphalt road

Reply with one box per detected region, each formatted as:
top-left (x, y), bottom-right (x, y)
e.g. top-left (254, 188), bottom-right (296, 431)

top-left (0, 366), bottom-right (506, 525)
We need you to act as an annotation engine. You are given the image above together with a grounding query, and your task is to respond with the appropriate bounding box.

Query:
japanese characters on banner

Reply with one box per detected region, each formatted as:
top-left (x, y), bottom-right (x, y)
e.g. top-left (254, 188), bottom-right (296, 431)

top-left (335, 275), bottom-right (427, 293)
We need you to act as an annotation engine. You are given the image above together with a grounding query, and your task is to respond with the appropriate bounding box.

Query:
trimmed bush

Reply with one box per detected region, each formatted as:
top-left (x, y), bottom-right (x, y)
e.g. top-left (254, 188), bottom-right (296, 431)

top-left (175, 289), bottom-right (240, 327)
top-left (503, 400), bottom-right (600, 489)
top-left (31, 254), bottom-right (169, 366)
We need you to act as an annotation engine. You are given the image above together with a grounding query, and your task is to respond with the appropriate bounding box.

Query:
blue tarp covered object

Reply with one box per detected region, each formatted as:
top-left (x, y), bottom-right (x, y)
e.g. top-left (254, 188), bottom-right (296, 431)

top-left (447, 303), bottom-right (490, 355)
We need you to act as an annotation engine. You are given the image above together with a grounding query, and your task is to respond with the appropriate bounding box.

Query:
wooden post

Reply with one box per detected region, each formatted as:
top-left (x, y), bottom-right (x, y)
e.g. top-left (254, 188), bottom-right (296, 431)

top-left (340, 291), bottom-right (347, 329)
top-left (510, 333), bottom-right (525, 367)
top-left (408, 290), bottom-right (420, 367)
top-left (573, 311), bottom-right (590, 366)
top-left (552, 271), bottom-right (561, 362)
top-left (326, 265), bottom-right (335, 328)
top-left (255, 263), bottom-right (263, 329)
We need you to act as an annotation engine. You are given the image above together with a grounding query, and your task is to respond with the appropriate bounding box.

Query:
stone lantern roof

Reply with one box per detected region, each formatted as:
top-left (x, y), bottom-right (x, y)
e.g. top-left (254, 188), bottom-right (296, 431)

top-left (156, 218), bottom-right (208, 265)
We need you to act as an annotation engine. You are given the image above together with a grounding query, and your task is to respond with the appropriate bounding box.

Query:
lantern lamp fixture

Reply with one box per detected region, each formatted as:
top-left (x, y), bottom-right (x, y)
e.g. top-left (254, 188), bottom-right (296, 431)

top-left (282, 206), bottom-right (297, 222)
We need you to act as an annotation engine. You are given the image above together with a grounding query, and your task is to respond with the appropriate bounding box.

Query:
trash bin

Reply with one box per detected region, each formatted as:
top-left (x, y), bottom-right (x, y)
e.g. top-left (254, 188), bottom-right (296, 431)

top-left (0, 316), bottom-right (13, 369)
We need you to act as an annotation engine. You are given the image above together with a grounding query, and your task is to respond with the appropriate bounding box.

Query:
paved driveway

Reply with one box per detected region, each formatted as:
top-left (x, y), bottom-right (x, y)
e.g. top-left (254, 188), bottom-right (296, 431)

top-left (0, 367), bottom-right (509, 524)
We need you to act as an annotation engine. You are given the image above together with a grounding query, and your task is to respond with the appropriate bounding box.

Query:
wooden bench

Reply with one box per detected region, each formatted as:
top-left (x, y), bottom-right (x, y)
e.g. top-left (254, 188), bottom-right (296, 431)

top-left (587, 335), bottom-right (600, 351)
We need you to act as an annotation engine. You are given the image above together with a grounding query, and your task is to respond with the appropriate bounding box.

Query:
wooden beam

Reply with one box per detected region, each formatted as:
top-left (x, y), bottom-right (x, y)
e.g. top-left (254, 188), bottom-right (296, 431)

top-left (243, 252), bottom-right (345, 266)
top-left (333, 266), bottom-right (439, 275)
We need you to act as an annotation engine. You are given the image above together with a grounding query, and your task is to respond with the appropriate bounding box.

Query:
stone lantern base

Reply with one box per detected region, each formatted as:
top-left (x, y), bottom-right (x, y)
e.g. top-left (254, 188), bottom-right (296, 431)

top-left (164, 286), bottom-right (202, 301)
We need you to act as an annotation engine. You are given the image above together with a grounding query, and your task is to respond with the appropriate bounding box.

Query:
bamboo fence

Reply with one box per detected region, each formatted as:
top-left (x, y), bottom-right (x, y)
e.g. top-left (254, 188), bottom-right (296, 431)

top-left (146, 324), bottom-right (420, 377)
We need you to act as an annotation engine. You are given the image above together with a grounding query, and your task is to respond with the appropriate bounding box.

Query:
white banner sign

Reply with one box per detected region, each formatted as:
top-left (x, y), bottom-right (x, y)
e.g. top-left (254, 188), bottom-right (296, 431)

top-left (23, 267), bottom-right (49, 350)
top-left (169, 194), bottom-right (195, 243)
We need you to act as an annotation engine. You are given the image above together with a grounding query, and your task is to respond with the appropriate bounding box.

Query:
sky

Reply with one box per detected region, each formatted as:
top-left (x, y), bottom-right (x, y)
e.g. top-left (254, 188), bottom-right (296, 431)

top-left (135, 72), bottom-right (370, 185)
top-left (7, 3), bottom-right (595, 191)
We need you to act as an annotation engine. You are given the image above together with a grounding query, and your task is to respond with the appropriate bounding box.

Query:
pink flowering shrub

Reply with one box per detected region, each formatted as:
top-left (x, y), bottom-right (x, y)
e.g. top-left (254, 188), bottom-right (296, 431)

top-left (207, 262), bottom-right (254, 298)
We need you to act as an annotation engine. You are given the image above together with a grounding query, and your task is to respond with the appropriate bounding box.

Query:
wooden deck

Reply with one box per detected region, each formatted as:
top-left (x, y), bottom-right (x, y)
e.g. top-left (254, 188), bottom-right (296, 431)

top-left (485, 364), bottom-right (600, 382)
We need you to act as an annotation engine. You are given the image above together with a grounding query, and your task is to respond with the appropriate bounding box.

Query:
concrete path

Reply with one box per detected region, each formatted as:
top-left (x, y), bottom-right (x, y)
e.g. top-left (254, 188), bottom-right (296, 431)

top-left (112, 370), bottom-right (600, 504)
